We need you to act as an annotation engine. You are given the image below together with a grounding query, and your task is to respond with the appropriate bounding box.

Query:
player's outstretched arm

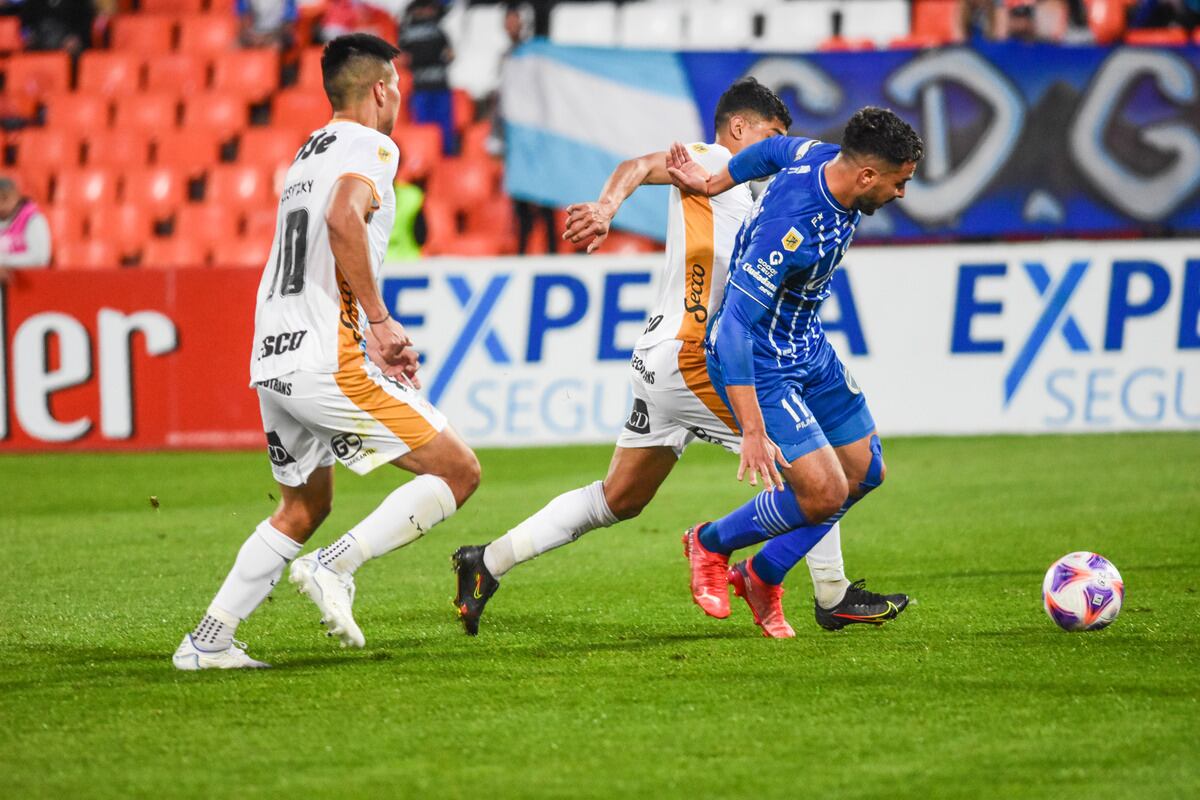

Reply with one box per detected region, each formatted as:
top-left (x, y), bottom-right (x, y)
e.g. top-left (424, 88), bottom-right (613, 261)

top-left (668, 136), bottom-right (806, 197)
top-left (563, 150), bottom-right (673, 253)
top-left (326, 175), bottom-right (417, 380)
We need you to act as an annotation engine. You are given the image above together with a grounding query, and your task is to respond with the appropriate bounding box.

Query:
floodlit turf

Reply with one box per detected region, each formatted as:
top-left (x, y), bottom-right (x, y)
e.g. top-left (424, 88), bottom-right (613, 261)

top-left (1, 433), bottom-right (1198, 799)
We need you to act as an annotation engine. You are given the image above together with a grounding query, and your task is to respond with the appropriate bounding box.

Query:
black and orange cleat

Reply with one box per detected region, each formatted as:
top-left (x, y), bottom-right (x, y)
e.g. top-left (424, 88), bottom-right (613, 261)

top-left (814, 579), bottom-right (908, 631)
top-left (452, 545), bottom-right (499, 636)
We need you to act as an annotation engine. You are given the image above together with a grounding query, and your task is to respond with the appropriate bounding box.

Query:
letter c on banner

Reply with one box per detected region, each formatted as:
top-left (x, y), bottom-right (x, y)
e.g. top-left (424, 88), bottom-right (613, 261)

top-left (742, 57), bottom-right (842, 117)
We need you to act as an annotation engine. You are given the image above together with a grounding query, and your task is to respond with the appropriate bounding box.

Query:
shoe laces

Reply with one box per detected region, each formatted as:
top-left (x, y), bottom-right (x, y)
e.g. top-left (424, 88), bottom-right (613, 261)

top-left (845, 579), bottom-right (885, 605)
top-left (230, 639), bottom-right (249, 654)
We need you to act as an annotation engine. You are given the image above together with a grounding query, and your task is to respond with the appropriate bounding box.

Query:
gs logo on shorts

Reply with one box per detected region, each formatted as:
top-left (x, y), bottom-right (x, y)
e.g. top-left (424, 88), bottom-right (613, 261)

top-left (330, 433), bottom-right (364, 460)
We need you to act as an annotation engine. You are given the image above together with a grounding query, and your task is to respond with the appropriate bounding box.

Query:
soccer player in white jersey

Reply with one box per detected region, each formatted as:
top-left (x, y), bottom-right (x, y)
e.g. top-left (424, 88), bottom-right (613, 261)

top-left (173, 34), bottom-right (480, 670)
top-left (452, 79), bottom-right (908, 636)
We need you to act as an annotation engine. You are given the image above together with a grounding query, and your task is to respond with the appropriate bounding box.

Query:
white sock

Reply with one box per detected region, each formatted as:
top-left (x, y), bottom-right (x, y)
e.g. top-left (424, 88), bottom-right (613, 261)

top-left (195, 520), bottom-right (302, 651)
top-left (483, 480), bottom-right (617, 578)
top-left (319, 474), bottom-right (457, 575)
top-left (806, 521), bottom-right (851, 609)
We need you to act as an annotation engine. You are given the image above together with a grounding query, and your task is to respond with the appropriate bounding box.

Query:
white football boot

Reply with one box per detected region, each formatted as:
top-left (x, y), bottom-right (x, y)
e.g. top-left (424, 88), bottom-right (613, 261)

top-left (172, 635), bottom-right (270, 671)
top-left (288, 552), bottom-right (366, 648)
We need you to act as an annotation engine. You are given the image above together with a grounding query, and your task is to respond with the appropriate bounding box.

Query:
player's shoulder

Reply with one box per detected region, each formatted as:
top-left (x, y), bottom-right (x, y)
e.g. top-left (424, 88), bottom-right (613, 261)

top-left (330, 122), bottom-right (398, 160)
top-left (686, 141), bottom-right (732, 170)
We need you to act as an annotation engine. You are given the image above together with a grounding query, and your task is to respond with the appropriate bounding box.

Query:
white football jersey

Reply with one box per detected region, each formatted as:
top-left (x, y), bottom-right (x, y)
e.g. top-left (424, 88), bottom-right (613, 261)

top-left (634, 142), bottom-right (754, 350)
top-left (250, 120), bottom-right (399, 384)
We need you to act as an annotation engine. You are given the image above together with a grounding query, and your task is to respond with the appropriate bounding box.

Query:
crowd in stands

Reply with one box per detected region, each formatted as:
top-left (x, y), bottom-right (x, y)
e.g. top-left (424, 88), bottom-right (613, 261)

top-left (0, 0), bottom-right (1196, 269)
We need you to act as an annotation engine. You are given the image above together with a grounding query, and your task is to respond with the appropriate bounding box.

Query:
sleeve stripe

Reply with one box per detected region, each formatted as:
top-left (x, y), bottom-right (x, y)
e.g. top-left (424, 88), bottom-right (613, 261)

top-left (729, 280), bottom-right (772, 309)
top-left (338, 172), bottom-right (382, 210)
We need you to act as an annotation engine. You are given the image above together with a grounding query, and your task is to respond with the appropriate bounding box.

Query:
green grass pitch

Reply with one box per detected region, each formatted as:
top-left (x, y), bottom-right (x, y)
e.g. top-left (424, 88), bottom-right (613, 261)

top-left (2, 433), bottom-right (1198, 799)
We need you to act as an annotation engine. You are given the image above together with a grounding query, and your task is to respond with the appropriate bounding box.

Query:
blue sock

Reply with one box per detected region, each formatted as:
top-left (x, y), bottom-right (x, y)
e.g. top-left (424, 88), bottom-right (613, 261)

top-left (698, 489), bottom-right (809, 555)
top-left (751, 522), bottom-right (835, 585)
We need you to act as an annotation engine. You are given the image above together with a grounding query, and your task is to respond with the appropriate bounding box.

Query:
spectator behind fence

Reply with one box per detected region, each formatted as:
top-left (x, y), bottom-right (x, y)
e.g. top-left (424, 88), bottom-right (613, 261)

top-left (0, 175), bottom-right (52, 282)
top-left (237, 0), bottom-right (297, 49)
top-left (399, 0), bottom-right (455, 155)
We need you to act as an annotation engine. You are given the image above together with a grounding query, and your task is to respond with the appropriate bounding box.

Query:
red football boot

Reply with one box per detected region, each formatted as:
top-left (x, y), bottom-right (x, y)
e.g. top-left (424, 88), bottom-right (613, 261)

top-left (728, 559), bottom-right (795, 638)
top-left (682, 523), bottom-right (730, 619)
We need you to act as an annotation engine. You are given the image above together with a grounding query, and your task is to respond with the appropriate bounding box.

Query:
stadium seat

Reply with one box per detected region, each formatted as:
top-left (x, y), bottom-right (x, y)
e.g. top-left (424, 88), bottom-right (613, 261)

top-left (759, 2), bottom-right (839, 52)
top-left (208, 0), bottom-right (236, 11)
top-left (819, 36), bottom-right (877, 52)
top-left (114, 93), bottom-right (180, 130)
top-left (888, 34), bottom-right (944, 49)
top-left (841, 0), bottom-right (911, 47)
top-left (0, 17), bottom-right (22, 53)
top-left (420, 196), bottom-right (459, 255)
top-left (110, 15), bottom-right (176, 52)
top-left (54, 168), bottom-right (120, 208)
top-left (141, 0), bottom-right (206, 11)
top-left (601, 230), bottom-right (662, 254)
top-left (243, 207), bottom-right (277, 241)
top-left (124, 166), bottom-right (189, 210)
top-left (54, 239), bottom-right (120, 270)
top-left (211, 49), bottom-right (281, 103)
top-left (144, 53), bottom-right (210, 95)
top-left (142, 235), bottom-right (210, 269)
top-left (15, 130), bottom-right (82, 172)
top-left (78, 52), bottom-right (144, 98)
top-left (617, 2), bottom-right (685, 49)
top-left (44, 93), bottom-right (111, 130)
top-left (459, 121), bottom-right (494, 159)
top-left (16, 168), bottom-right (52, 204)
top-left (154, 129), bottom-right (223, 174)
top-left (181, 93), bottom-right (250, 139)
top-left (296, 47), bottom-right (325, 91)
top-left (7, 52), bottom-right (71, 99)
top-left (549, 2), bottom-right (618, 46)
top-left (212, 235), bottom-right (272, 268)
top-left (273, 90), bottom-right (332, 132)
top-left (238, 128), bottom-right (305, 170)
top-left (44, 205), bottom-right (86, 246)
top-left (206, 164), bottom-right (273, 209)
top-left (911, 0), bottom-right (960, 45)
top-left (451, 88), bottom-right (475, 133)
top-left (1125, 27), bottom-right (1189, 46)
top-left (87, 204), bottom-right (156, 260)
top-left (391, 123), bottom-right (443, 182)
top-left (84, 130), bottom-right (153, 169)
top-left (427, 157), bottom-right (499, 213)
top-left (174, 203), bottom-right (242, 249)
top-left (177, 15), bottom-right (239, 53)
top-left (684, 3), bottom-right (756, 50)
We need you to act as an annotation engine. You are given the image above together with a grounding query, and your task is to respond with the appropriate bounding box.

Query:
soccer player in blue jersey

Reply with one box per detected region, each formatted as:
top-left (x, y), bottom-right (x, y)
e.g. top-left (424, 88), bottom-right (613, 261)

top-left (668, 107), bottom-right (923, 637)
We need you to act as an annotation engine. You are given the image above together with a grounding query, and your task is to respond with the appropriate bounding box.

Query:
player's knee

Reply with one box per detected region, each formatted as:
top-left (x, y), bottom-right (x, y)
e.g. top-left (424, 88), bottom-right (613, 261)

top-left (443, 448), bottom-right (481, 507)
top-left (275, 497), bottom-right (329, 538)
top-left (797, 474), bottom-right (848, 524)
top-left (603, 481), bottom-right (649, 521)
top-left (855, 434), bottom-right (886, 496)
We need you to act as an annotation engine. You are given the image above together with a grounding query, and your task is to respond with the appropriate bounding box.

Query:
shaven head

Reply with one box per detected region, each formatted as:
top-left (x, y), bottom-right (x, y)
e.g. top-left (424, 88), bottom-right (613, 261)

top-left (321, 33), bottom-right (402, 113)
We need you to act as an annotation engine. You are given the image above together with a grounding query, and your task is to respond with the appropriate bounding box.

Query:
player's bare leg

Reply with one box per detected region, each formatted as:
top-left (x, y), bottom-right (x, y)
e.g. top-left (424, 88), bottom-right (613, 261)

top-left (291, 427), bottom-right (479, 647)
top-left (174, 468), bottom-right (333, 670)
top-left (453, 445), bottom-right (677, 635)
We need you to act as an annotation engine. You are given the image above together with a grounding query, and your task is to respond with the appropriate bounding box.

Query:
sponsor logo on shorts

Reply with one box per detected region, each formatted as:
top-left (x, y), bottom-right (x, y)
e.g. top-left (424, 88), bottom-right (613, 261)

top-left (330, 432), bottom-right (364, 460)
top-left (844, 367), bottom-right (862, 395)
top-left (685, 262), bottom-right (708, 323)
top-left (260, 329), bottom-right (308, 358)
top-left (781, 227), bottom-right (802, 252)
top-left (256, 378), bottom-right (293, 395)
top-left (688, 425), bottom-right (717, 444)
top-left (265, 431), bottom-right (295, 466)
top-left (625, 398), bottom-right (650, 434)
top-left (630, 355), bottom-right (655, 385)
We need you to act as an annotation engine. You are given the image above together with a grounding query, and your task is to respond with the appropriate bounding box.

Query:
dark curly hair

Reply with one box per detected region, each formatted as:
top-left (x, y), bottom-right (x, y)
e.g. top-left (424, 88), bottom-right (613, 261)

top-left (842, 107), bottom-right (924, 165)
top-left (321, 33), bottom-right (402, 109)
top-left (714, 77), bottom-right (792, 132)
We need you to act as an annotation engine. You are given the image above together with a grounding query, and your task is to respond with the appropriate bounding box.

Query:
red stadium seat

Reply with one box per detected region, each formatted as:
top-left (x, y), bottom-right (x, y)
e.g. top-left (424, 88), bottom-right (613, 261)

top-left (0, 17), bottom-right (22, 53)
top-left (206, 164), bottom-right (272, 209)
top-left (426, 157), bottom-right (500, 213)
top-left (15, 129), bottom-right (82, 171)
top-left (392, 123), bottom-right (443, 182)
top-left (84, 129), bottom-right (153, 169)
top-left (144, 53), bottom-right (210, 95)
top-left (43, 93), bottom-right (111, 130)
top-left (141, 0), bottom-right (205, 11)
top-left (238, 128), bottom-right (305, 169)
top-left (207, 0), bottom-right (237, 13)
top-left (7, 52), bottom-right (71, 98)
top-left (55, 239), bottom-right (121, 270)
top-left (420, 196), bottom-right (459, 255)
top-left (464, 197), bottom-right (516, 255)
top-left (177, 15), bottom-right (239, 53)
top-left (296, 46), bottom-right (324, 91)
top-left (45, 205), bottom-right (86, 246)
top-left (87, 204), bottom-right (156, 260)
top-left (459, 121), bottom-right (494, 159)
top-left (273, 90), bottom-right (332, 132)
top-left (181, 93), bottom-right (249, 139)
top-left (174, 203), bottom-right (242, 248)
top-left (911, 0), bottom-right (960, 45)
top-left (212, 235), bottom-right (273, 268)
top-left (142, 235), bottom-right (210, 268)
top-left (54, 168), bottom-right (120, 208)
top-left (888, 35), bottom-right (943, 49)
top-left (818, 36), bottom-right (876, 52)
top-left (153, 129), bottom-right (224, 175)
top-left (124, 167), bottom-right (189, 210)
top-left (110, 15), bottom-right (176, 52)
top-left (451, 88), bottom-right (475, 132)
top-left (211, 49), bottom-right (281, 103)
top-left (114, 94), bottom-right (179, 130)
top-left (1125, 27), bottom-right (1189, 46)
top-left (243, 207), bottom-right (277, 241)
top-left (15, 168), bottom-right (52, 204)
top-left (598, 230), bottom-right (662, 254)
top-left (77, 51), bottom-right (143, 96)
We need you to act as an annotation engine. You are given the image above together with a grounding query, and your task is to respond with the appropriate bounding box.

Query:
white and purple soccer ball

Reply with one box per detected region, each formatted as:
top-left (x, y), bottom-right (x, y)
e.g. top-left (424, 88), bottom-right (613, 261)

top-left (1042, 552), bottom-right (1124, 632)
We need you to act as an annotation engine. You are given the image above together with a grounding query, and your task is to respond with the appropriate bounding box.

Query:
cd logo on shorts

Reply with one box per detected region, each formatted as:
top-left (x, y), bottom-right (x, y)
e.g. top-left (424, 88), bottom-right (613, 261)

top-left (331, 433), bottom-right (364, 460)
top-left (625, 399), bottom-right (650, 434)
top-left (844, 367), bottom-right (862, 395)
top-left (265, 431), bottom-right (296, 467)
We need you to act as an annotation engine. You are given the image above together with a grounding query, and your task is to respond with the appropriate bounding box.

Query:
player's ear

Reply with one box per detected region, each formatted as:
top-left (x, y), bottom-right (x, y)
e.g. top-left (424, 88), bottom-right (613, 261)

top-left (858, 165), bottom-right (878, 188)
top-left (727, 114), bottom-right (744, 142)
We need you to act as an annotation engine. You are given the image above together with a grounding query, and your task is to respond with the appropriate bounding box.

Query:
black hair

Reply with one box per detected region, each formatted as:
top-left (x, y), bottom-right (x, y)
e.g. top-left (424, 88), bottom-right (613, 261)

top-left (841, 107), bottom-right (924, 165)
top-left (321, 33), bottom-right (402, 109)
top-left (714, 77), bottom-right (792, 132)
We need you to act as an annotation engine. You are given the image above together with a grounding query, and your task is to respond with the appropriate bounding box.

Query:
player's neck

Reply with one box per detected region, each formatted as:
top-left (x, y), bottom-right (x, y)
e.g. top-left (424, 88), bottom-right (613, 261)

top-left (822, 156), bottom-right (857, 210)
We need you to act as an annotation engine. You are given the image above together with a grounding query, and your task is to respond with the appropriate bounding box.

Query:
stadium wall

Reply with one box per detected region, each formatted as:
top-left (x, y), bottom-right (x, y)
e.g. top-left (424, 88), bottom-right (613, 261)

top-left (1, 240), bottom-right (1197, 451)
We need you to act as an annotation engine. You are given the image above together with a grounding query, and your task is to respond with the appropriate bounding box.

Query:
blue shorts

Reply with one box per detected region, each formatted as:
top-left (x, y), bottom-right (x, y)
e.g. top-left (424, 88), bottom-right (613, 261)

top-left (708, 338), bottom-right (876, 462)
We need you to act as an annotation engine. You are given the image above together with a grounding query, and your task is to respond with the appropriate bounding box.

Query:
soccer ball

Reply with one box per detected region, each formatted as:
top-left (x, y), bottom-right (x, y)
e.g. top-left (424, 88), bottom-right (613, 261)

top-left (1042, 552), bottom-right (1124, 632)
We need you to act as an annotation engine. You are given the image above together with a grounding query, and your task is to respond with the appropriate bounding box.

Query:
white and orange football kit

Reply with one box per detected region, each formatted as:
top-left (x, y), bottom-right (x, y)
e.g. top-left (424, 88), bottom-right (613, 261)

top-left (249, 120), bottom-right (446, 486)
top-left (615, 142), bottom-right (754, 456)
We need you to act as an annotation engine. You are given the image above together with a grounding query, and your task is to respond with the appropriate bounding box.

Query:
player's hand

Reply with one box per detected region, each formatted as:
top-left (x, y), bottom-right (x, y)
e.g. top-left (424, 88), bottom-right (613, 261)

top-left (562, 201), bottom-right (613, 253)
top-left (367, 317), bottom-right (412, 367)
top-left (666, 141), bottom-right (711, 195)
top-left (738, 430), bottom-right (790, 492)
top-left (385, 347), bottom-right (422, 389)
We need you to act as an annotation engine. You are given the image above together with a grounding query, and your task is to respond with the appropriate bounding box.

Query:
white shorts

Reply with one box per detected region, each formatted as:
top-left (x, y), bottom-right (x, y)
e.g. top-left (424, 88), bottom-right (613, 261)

top-left (615, 339), bottom-right (741, 457)
top-left (256, 357), bottom-right (448, 487)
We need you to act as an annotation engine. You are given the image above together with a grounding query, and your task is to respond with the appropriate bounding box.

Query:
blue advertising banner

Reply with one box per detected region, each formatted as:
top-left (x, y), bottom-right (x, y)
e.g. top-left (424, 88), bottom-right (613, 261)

top-left (504, 42), bottom-right (1200, 242)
